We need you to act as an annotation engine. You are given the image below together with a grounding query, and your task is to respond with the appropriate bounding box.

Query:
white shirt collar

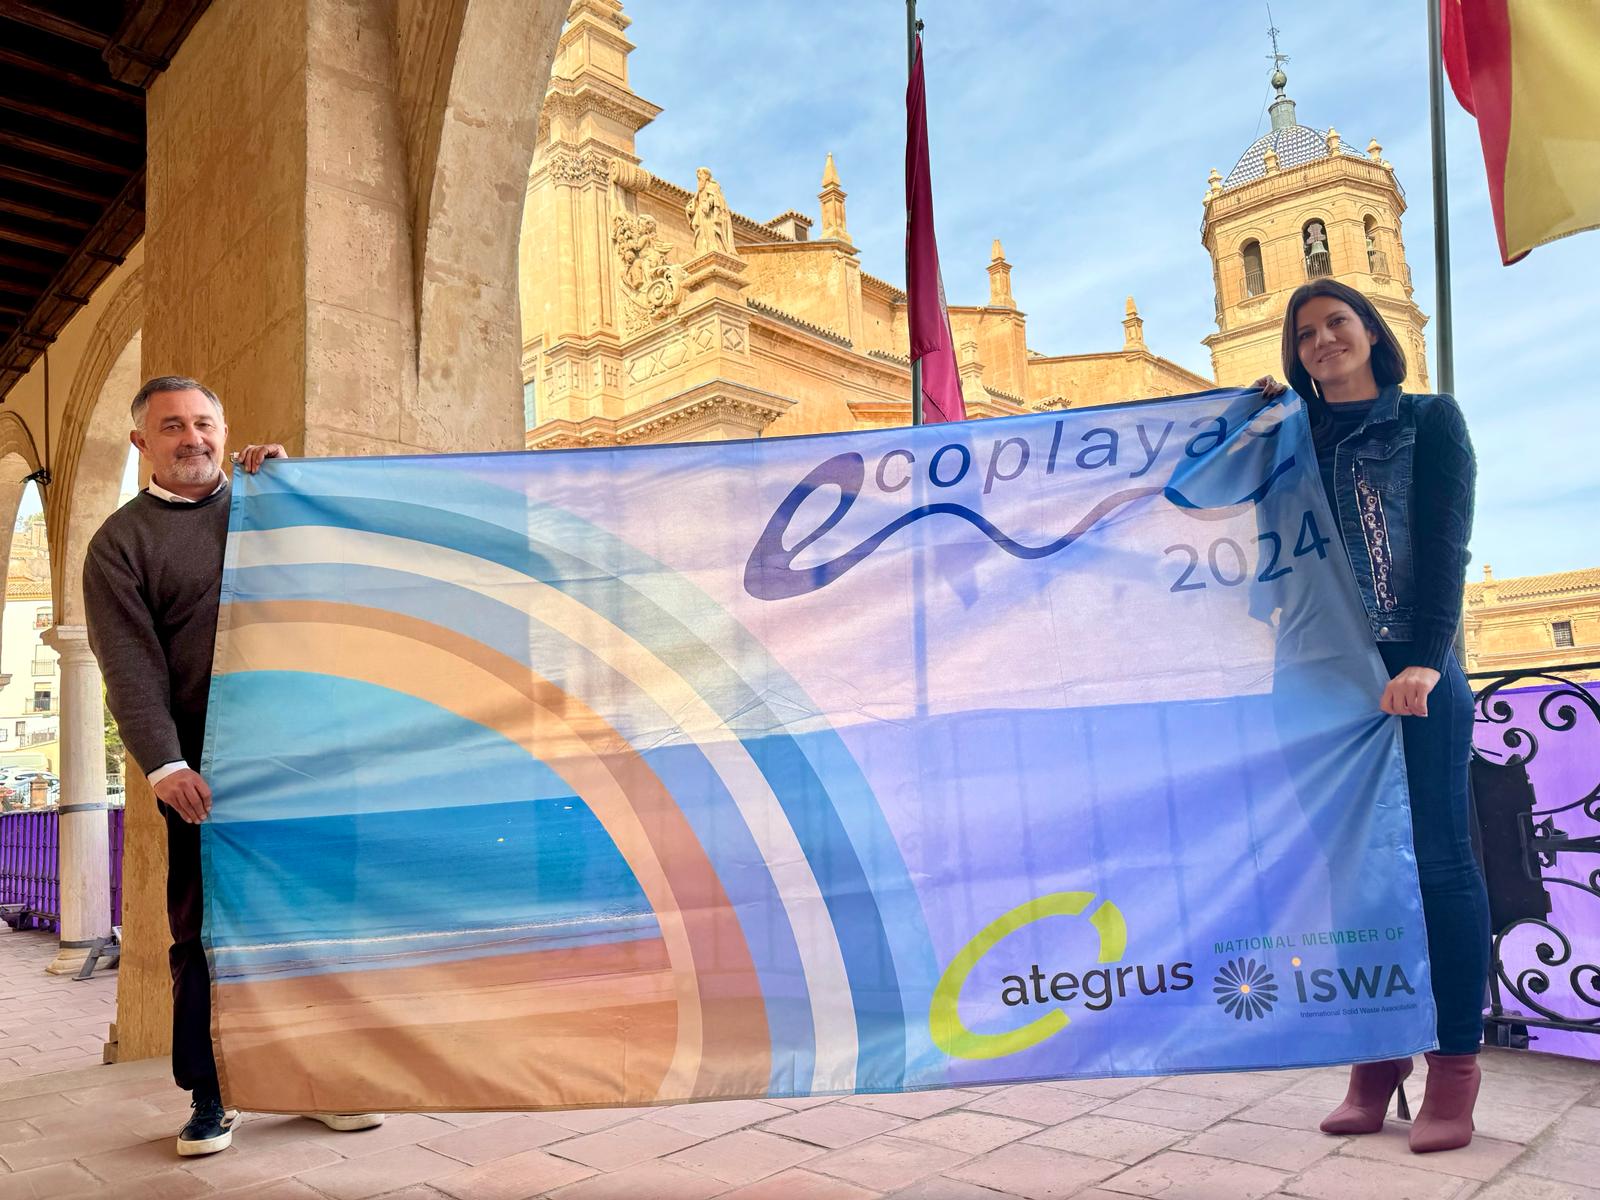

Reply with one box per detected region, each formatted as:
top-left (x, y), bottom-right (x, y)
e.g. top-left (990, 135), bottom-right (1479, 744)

top-left (147, 475), bottom-right (228, 504)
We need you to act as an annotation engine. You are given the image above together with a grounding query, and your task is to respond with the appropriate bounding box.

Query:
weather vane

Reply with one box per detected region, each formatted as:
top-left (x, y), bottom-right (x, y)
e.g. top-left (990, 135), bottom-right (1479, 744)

top-left (1266, 3), bottom-right (1289, 88)
top-left (1266, 6), bottom-right (1289, 69)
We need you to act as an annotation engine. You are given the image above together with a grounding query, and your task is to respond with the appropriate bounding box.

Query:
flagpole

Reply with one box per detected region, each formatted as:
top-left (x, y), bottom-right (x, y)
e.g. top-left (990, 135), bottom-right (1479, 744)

top-left (908, 0), bottom-right (924, 426)
top-left (1427, 0), bottom-right (1455, 395)
top-left (1428, 0), bottom-right (1470, 665)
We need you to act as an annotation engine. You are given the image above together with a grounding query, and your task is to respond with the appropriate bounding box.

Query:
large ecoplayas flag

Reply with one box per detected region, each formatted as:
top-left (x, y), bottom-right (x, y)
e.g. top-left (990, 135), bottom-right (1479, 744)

top-left (201, 389), bottom-right (1435, 1113)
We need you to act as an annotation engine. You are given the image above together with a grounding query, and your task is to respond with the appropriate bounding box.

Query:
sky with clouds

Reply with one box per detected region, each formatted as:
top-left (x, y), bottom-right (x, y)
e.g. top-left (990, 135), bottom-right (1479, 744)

top-left (620, 0), bottom-right (1598, 580)
top-left (41, 2), bottom-right (1594, 582)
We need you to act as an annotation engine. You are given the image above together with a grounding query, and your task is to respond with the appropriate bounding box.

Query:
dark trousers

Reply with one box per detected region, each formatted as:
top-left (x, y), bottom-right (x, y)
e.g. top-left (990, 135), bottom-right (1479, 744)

top-left (164, 803), bottom-right (220, 1097)
top-left (1379, 643), bottom-right (1492, 1055)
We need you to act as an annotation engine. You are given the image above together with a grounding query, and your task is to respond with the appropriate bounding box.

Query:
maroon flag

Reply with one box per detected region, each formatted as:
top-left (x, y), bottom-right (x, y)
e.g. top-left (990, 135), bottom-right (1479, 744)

top-left (905, 34), bottom-right (965, 424)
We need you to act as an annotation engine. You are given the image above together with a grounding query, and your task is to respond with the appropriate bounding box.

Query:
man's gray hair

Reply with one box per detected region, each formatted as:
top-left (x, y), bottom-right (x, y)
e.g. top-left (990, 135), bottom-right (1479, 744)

top-left (130, 375), bottom-right (225, 430)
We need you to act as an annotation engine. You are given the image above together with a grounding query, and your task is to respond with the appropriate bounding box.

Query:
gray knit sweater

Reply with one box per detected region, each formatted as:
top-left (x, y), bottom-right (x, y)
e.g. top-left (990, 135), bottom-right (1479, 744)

top-left (83, 484), bottom-right (231, 775)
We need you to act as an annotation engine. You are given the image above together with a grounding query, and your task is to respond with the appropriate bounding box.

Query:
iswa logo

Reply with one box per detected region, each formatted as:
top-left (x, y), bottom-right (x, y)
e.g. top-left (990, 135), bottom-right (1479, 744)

top-left (1213, 957), bottom-right (1278, 1021)
top-left (930, 892), bottom-right (1194, 1061)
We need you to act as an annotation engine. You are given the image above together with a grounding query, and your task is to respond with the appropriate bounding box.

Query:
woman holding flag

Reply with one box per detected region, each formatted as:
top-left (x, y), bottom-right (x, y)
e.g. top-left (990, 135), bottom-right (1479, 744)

top-left (1257, 280), bottom-right (1489, 1153)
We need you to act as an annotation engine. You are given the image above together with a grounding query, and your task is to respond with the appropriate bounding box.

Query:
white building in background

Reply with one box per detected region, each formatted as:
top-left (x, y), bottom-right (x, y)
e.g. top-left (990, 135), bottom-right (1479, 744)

top-left (1, 515), bottom-right (58, 772)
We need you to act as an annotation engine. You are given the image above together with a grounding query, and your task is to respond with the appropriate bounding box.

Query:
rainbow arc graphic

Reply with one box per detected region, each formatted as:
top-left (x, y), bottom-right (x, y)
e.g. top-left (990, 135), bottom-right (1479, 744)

top-left (203, 462), bottom-right (937, 1112)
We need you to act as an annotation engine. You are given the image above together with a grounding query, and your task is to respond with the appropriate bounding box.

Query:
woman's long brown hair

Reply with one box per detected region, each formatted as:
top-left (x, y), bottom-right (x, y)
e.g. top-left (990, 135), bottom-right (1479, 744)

top-left (1280, 279), bottom-right (1408, 407)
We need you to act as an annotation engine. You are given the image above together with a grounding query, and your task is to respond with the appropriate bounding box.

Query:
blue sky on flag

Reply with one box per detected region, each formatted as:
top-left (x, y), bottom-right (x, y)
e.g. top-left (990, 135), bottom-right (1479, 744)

top-left (626, 0), bottom-right (1599, 579)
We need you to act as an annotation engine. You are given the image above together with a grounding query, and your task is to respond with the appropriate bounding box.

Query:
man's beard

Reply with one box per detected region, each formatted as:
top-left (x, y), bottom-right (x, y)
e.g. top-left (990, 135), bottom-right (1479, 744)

top-left (167, 451), bottom-right (219, 486)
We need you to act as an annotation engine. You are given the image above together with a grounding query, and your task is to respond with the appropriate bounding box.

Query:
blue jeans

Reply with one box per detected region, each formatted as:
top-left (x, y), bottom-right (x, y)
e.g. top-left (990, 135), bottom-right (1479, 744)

top-left (1379, 642), bottom-right (1490, 1055)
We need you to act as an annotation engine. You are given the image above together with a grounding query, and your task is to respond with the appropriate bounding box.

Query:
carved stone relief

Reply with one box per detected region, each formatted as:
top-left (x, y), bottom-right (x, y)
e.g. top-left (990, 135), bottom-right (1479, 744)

top-left (612, 212), bottom-right (686, 335)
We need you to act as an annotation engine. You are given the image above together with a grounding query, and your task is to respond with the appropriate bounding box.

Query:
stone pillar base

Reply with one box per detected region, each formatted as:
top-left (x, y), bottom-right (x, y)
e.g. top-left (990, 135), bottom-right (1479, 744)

top-left (45, 943), bottom-right (93, 976)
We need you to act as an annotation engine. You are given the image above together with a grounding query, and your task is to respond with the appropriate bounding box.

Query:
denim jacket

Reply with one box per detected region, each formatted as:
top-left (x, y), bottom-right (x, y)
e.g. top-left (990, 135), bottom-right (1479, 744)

top-left (1322, 384), bottom-right (1476, 670)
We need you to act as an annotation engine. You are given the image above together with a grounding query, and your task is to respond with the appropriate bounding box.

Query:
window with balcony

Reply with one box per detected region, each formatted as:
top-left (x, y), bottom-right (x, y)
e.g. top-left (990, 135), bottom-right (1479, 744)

top-left (1241, 239), bottom-right (1265, 298)
top-left (30, 650), bottom-right (54, 677)
top-left (30, 689), bottom-right (51, 713)
top-left (33, 606), bottom-right (51, 631)
top-left (1553, 620), bottom-right (1575, 648)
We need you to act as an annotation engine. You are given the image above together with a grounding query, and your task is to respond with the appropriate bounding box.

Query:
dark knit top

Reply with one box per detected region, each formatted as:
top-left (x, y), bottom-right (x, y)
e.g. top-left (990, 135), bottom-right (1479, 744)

top-left (1312, 399), bottom-right (1375, 509)
top-left (82, 484), bottom-right (231, 775)
top-left (1312, 393), bottom-right (1476, 672)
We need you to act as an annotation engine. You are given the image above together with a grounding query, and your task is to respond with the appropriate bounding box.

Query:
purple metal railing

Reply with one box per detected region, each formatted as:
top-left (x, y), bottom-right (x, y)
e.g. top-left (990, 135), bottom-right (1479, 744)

top-left (109, 806), bottom-right (124, 926)
top-left (0, 807), bottom-right (125, 932)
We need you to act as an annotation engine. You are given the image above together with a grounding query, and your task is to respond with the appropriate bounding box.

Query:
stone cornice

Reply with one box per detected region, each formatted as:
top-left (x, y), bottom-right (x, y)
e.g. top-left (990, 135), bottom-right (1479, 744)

top-left (527, 380), bottom-right (795, 448)
top-left (1205, 284), bottom-right (1423, 346)
top-left (1027, 348), bottom-right (1214, 390)
top-left (844, 397), bottom-right (913, 426)
top-left (616, 384), bottom-right (792, 444)
top-left (539, 75), bottom-right (662, 138)
top-left (1465, 593), bottom-right (1600, 614)
top-left (737, 240), bottom-right (856, 260)
top-left (860, 272), bottom-right (907, 303)
top-left (745, 323), bottom-right (907, 394)
top-left (560, 0), bottom-right (631, 40)
top-left (967, 394), bottom-right (1029, 418)
top-left (982, 384), bottom-right (1026, 406)
top-left (764, 210), bottom-right (813, 232)
top-left (5, 578), bottom-right (50, 601)
top-left (1203, 157), bottom-right (1406, 243)
top-left (745, 298), bottom-right (851, 348)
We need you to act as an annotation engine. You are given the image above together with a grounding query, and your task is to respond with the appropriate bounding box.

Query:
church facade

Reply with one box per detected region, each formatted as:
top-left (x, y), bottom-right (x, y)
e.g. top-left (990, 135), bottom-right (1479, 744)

top-left (520, 1), bottom-right (1429, 450)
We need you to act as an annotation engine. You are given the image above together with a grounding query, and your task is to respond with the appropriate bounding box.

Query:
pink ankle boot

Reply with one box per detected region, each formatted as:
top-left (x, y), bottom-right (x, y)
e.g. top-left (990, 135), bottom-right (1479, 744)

top-left (1409, 1051), bottom-right (1480, 1153)
top-left (1320, 1057), bottom-right (1413, 1134)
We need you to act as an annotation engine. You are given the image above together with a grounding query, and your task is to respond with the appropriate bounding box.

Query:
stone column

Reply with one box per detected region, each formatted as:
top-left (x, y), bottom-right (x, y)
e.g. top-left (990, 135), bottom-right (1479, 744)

top-left (40, 624), bottom-right (112, 975)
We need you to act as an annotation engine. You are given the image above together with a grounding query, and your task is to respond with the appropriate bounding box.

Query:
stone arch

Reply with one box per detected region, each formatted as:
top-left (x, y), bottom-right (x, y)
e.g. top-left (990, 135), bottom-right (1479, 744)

top-left (1239, 238), bottom-right (1266, 297)
top-left (0, 413), bottom-right (47, 664)
top-left (0, 412), bottom-right (45, 552)
top-left (407, 0), bottom-right (567, 451)
top-left (46, 266), bottom-right (144, 626)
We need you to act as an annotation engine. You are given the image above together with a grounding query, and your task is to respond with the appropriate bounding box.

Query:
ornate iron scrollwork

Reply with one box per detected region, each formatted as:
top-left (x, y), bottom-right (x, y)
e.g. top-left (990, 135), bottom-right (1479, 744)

top-left (1471, 662), bottom-right (1600, 1044)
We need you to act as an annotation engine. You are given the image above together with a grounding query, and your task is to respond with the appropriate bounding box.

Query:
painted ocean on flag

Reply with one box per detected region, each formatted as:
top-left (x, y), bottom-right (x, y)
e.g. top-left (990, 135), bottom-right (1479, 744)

top-left (200, 388), bottom-right (1435, 1114)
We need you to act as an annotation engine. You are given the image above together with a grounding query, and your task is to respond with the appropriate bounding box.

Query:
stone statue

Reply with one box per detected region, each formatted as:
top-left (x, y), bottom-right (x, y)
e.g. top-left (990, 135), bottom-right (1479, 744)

top-left (686, 167), bottom-right (736, 256)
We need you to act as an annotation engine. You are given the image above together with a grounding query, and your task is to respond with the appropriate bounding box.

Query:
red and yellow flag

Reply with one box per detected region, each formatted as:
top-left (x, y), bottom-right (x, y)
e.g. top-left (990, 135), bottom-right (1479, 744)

top-left (1442, 0), bottom-right (1600, 263)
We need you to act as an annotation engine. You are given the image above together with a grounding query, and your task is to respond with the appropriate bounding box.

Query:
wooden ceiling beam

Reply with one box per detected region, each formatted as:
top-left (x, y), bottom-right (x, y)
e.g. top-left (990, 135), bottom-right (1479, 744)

top-left (0, 48), bottom-right (144, 105)
top-left (0, 2), bottom-right (110, 50)
top-left (0, 169), bottom-right (144, 402)
top-left (0, 163), bottom-right (112, 206)
top-left (0, 221), bottom-right (76, 255)
top-left (0, 94), bottom-right (141, 146)
top-left (0, 128), bottom-right (135, 177)
top-left (0, 196), bottom-right (93, 229)
top-left (0, 252), bottom-right (55, 278)
top-left (107, 0), bottom-right (213, 87)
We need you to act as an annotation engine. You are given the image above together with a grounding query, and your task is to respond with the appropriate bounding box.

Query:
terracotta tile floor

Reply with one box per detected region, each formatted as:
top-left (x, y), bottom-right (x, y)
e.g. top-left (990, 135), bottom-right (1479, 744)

top-left (4, 926), bottom-right (1600, 1199)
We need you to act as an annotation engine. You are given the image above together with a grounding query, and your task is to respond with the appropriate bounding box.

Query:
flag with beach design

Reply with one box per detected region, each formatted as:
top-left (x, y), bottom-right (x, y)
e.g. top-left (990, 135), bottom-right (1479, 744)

top-left (201, 388), bottom-right (1434, 1113)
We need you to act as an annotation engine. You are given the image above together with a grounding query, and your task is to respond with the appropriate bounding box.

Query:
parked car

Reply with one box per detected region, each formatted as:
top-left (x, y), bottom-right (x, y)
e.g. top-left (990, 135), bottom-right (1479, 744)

top-left (0, 771), bottom-right (58, 804)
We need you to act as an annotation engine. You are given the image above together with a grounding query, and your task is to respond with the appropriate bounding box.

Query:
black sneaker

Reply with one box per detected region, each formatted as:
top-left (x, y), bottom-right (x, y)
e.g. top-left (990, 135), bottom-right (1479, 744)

top-left (176, 1096), bottom-right (238, 1157)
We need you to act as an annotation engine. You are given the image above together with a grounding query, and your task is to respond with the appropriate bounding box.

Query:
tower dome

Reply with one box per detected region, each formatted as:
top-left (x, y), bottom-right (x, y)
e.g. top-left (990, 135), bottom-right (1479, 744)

top-left (1223, 65), bottom-right (1369, 189)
